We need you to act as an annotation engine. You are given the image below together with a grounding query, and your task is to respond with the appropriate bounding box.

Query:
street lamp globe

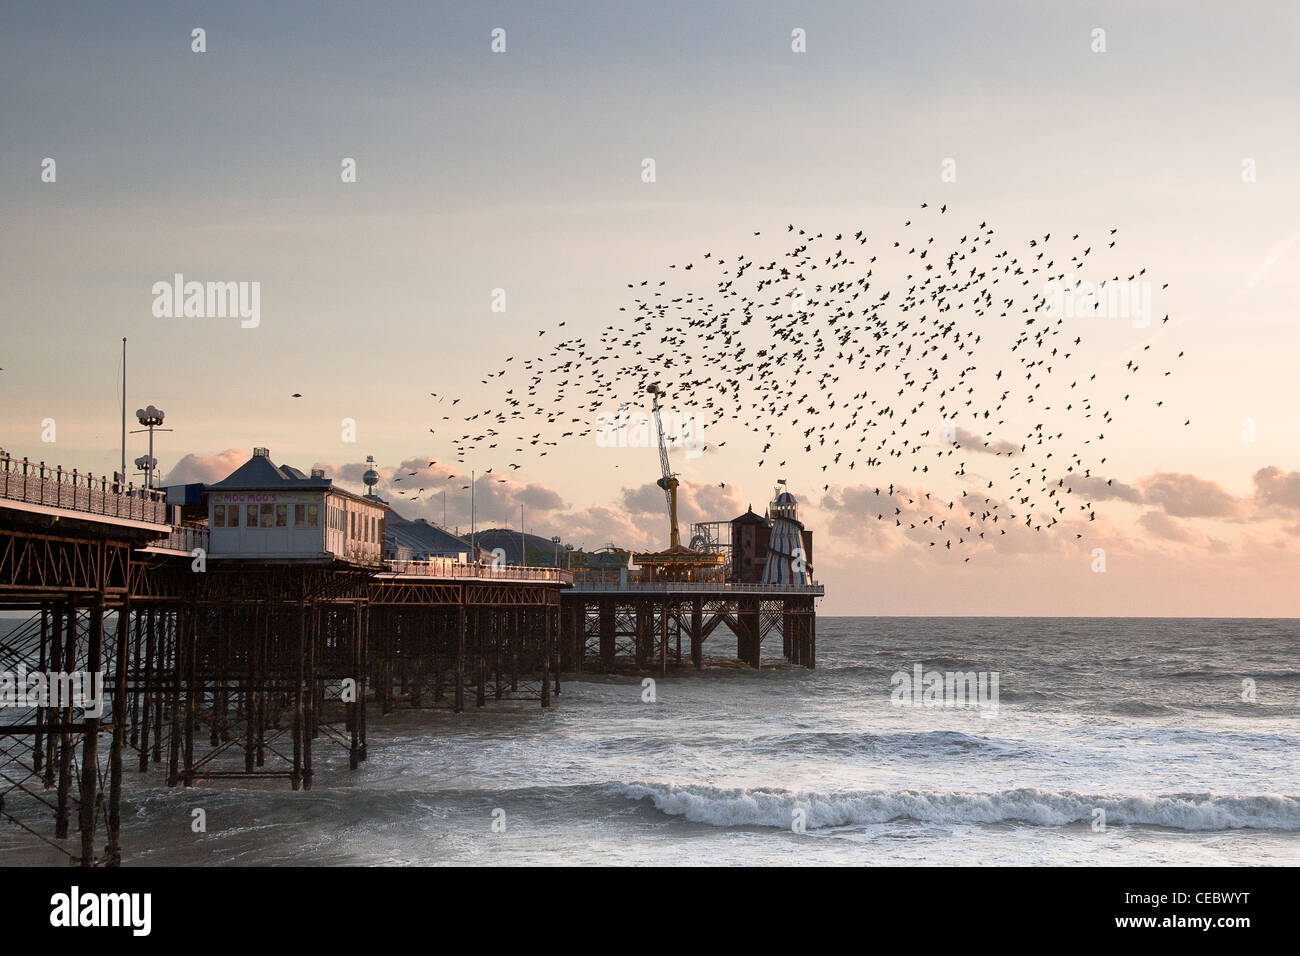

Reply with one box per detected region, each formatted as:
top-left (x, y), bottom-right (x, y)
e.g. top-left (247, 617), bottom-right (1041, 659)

top-left (135, 405), bottom-right (165, 427)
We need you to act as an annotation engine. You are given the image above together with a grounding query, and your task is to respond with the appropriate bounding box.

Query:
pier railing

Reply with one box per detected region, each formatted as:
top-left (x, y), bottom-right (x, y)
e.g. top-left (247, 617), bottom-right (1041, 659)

top-left (570, 580), bottom-right (824, 595)
top-left (152, 523), bottom-right (210, 554)
top-left (383, 558), bottom-right (572, 584)
top-left (0, 450), bottom-right (169, 524)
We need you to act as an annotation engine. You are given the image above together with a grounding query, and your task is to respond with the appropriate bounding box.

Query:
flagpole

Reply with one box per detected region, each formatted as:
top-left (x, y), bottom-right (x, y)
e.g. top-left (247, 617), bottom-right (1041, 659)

top-left (120, 337), bottom-right (127, 488)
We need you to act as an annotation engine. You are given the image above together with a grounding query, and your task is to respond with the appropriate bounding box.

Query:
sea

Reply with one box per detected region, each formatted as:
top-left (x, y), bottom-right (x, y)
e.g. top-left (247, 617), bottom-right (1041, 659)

top-left (2, 617), bottom-right (1297, 866)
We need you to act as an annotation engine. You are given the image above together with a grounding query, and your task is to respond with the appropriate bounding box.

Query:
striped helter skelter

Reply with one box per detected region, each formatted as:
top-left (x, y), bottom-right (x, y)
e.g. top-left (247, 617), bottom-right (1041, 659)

top-left (761, 491), bottom-right (811, 586)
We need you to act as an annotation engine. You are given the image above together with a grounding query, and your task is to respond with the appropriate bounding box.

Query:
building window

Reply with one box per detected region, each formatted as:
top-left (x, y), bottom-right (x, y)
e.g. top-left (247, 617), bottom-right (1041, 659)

top-left (276, 504), bottom-right (287, 527)
top-left (228, 505), bottom-right (239, 527)
top-left (247, 505), bottom-right (258, 528)
top-left (308, 504), bottom-right (319, 527)
top-left (294, 504), bottom-right (305, 526)
top-left (214, 504), bottom-right (225, 528)
top-left (260, 503), bottom-right (273, 527)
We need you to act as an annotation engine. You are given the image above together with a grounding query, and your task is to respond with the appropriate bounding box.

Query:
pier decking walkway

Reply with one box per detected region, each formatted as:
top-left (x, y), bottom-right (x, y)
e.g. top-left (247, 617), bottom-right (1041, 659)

top-left (0, 450), bottom-right (170, 529)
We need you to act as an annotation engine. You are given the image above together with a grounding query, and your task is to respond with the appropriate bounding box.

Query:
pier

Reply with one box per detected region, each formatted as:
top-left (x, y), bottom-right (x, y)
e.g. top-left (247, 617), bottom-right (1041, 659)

top-left (0, 448), bottom-right (820, 866)
top-left (564, 580), bottom-right (821, 672)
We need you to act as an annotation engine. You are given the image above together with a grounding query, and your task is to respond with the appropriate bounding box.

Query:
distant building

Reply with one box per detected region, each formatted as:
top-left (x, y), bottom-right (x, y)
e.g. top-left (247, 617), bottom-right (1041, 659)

top-left (569, 545), bottom-right (633, 587)
top-left (384, 510), bottom-right (470, 562)
top-left (204, 447), bottom-right (387, 565)
top-left (730, 507), bottom-right (770, 583)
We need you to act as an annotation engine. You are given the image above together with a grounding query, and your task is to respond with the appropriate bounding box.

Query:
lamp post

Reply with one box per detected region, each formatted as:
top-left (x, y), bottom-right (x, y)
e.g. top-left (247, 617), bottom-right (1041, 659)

top-left (133, 454), bottom-right (157, 488)
top-left (551, 535), bottom-right (561, 568)
top-left (130, 405), bottom-right (171, 491)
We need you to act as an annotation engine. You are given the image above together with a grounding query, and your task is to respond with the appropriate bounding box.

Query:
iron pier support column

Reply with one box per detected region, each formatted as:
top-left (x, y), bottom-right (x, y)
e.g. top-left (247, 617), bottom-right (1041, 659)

top-left (541, 605), bottom-right (552, 708)
top-left (691, 598), bottom-right (703, 670)
top-left (349, 603), bottom-right (362, 770)
top-left (552, 604), bottom-right (561, 699)
top-left (77, 596), bottom-right (104, 865)
top-left (292, 595), bottom-right (305, 790)
top-left (454, 591), bottom-right (466, 713)
top-left (55, 600), bottom-right (76, 837)
top-left (599, 599), bottom-right (615, 672)
top-left (106, 600), bottom-right (129, 866)
top-left (33, 605), bottom-right (47, 776)
top-left (738, 598), bottom-right (761, 669)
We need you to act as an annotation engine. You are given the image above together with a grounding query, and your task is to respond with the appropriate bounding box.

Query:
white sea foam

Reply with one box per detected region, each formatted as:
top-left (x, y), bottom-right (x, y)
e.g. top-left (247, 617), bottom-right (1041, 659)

top-left (614, 782), bottom-right (1300, 831)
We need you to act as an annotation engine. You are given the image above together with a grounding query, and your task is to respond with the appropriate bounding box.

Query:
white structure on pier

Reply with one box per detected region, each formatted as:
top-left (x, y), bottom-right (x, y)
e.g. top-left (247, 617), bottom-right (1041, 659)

top-left (761, 490), bottom-right (813, 586)
top-left (205, 448), bottom-right (388, 565)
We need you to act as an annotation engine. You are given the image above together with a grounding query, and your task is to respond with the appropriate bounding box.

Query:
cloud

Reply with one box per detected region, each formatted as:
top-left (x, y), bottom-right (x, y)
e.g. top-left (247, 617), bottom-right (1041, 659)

top-left (688, 481), bottom-right (744, 523)
top-left (953, 427), bottom-right (1018, 456)
top-left (547, 505), bottom-right (659, 552)
top-left (1253, 466), bottom-right (1300, 512)
top-left (1067, 474), bottom-right (1143, 504)
top-left (316, 457), bottom-right (567, 529)
top-left (160, 448), bottom-right (247, 485)
top-left (619, 480), bottom-right (743, 526)
top-left (1136, 472), bottom-right (1241, 519)
top-left (816, 483), bottom-right (966, 556)
top-left (1137, 509), bottom-right (1203, 544)
top-left (621, 482), bottom-right (663, 516)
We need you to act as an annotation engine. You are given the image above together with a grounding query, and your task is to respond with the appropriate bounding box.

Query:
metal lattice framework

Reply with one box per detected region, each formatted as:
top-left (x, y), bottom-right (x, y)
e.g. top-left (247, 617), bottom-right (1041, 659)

top-left (0, 529), bottom-right (130, 597)
top-left (567, 589), bottom-right (817, 672)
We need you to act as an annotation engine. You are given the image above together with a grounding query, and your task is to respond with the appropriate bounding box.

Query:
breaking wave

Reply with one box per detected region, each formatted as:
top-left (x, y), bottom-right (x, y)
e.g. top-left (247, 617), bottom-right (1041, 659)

top-left (613, 783), bottom-right (1300, 831)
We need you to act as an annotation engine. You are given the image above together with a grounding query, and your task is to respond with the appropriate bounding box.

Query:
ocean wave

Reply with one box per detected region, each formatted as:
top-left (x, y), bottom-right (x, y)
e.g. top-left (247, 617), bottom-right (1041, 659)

top-left (613, 783), bottom-right (1300, 832)
top-left (1102, 700), bottom-right (1183, 716)
top-left (594, 729), bottom-right (1024, 759)
top-left (752, 729), bottom-right (1023, 758)
top-left (997, 689), bottom-right (1073, 703)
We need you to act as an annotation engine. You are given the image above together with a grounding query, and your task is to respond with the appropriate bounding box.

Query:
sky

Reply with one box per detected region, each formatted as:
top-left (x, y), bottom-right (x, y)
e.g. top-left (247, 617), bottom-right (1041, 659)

top-left (2, 1), bottom-right (1299, 615)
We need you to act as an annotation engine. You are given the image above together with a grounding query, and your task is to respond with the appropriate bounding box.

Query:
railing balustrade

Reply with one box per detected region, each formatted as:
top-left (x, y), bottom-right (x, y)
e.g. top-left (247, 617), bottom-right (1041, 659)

top-left (0, 450), bottom-right (169, 524)
top-left (382, 558), bottom-right (572, 584)
top-left (569, 580), bottom-right (824, 594)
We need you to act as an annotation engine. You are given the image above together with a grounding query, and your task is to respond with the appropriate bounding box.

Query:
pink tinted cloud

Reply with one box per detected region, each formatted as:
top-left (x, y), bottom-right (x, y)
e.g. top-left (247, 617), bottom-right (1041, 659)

top-left (161, 448), bottom-right (247, 485)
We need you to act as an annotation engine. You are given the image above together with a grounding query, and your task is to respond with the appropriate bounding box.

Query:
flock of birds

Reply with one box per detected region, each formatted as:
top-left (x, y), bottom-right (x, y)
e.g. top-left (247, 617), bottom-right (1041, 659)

top-left (380, 205), bottom-right (1185, 560)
